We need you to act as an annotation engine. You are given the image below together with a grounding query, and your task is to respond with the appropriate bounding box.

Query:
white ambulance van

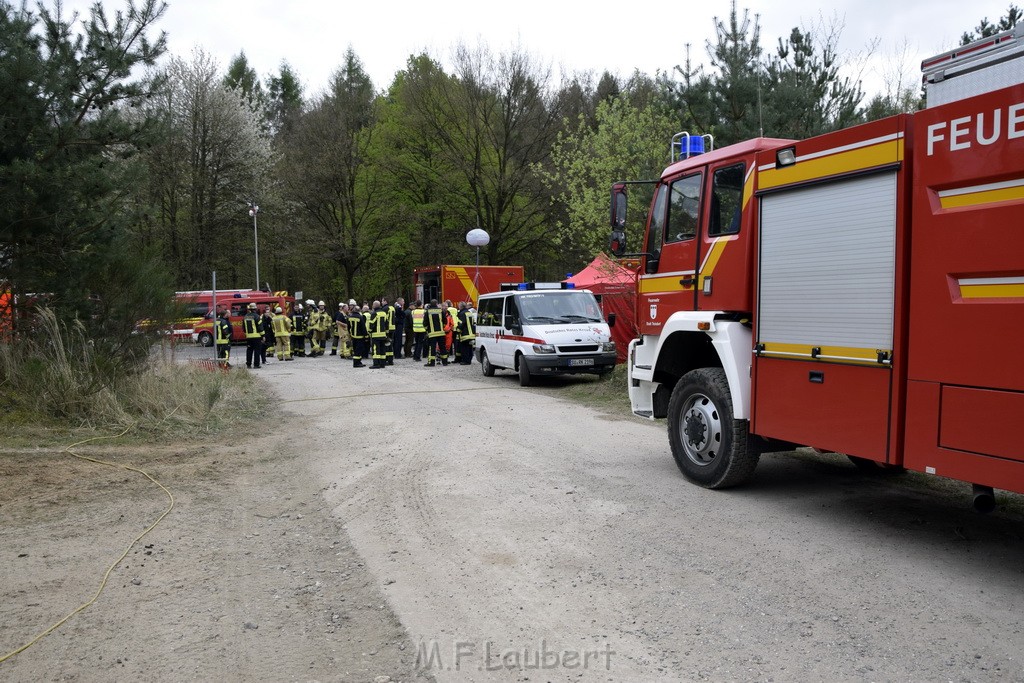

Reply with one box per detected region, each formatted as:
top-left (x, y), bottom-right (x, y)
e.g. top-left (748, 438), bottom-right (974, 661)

top-left (474, 283), bottom-right (617, 386)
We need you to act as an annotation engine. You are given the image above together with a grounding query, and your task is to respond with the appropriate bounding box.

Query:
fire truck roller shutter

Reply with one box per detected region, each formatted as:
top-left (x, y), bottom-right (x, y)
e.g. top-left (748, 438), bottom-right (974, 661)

top-left (754, 171), bottom-right (898, 460)
top-left (757, 171), bottom-right (897, 361)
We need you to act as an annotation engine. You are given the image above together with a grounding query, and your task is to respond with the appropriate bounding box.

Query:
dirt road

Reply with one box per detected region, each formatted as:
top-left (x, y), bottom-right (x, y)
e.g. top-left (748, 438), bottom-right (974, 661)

top-left (4, 347), bottom-right (1024, 682)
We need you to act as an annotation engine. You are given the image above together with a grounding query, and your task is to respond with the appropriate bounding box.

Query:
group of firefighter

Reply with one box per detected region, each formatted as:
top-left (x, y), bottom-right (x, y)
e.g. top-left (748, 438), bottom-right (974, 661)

top-left (219, 296), bottom-right (476, 370)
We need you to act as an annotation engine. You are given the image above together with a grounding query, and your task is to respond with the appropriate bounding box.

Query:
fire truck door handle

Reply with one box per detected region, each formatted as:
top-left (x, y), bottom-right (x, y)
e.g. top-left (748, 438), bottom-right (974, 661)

top-left (809, 371), bottom-right (824, 384)
top-left (680, 277), bottom-right (695, 287)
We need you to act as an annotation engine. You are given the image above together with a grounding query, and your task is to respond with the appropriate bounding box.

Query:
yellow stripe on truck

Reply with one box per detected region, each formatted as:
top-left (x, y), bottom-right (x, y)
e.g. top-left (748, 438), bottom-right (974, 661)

top-left (451, 267), bottom-right (479, 303)
top-left (759, 341), bottom-right (891, 364)
top-left (758, 137), bottom-right (904, 190)
top-left (939, 177), bottom-right (1024, 210)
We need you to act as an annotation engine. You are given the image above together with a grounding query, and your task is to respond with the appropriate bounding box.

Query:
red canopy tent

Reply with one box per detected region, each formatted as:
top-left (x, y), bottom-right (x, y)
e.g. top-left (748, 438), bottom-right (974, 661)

top-left (565, 253), bottom-right (638, 363)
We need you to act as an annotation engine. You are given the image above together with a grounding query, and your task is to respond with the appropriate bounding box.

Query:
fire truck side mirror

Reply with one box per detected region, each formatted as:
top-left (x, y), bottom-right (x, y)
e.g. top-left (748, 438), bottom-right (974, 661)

top-left (610, 183), bottom-right (627, 229)
top-left (609, 230), bottom-right (627, 257)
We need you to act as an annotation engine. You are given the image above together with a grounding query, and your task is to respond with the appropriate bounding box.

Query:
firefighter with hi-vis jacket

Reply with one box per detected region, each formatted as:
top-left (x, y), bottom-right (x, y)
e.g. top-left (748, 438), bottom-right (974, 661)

top-left (271, 306), bottom-right (293, 360)
top-left (307, 300), bottom-right (328, 356)
top-left (290, 303), bottom-right (307, 357)
top-left (243, 302), bottom-right (264, 369)
top-left (423, 299), bottom-right (449, 366)
top-left (368, 300), bottom-right (390, 368)
top-left (455, 301), bottom-right (476, 365)
top-left (331, 302), bottom-right (351, 357)
top-left (347, 303), bottom-right (368, 368)
top-left (215, 309), bottom-right (232, 367)
top-left (381, 297), bottom-right (395, 365)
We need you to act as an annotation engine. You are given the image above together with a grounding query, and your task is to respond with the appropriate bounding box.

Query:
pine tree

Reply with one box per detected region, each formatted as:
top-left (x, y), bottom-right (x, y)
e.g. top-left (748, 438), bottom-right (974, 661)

top-left (0, 0), bottom-right (173, 358)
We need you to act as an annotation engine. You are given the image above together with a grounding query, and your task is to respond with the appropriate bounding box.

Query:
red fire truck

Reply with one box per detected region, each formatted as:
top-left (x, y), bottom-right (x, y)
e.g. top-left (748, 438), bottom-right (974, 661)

top-left (188, 290), bottom-right (293, 346)
top-left (609, 27), bottom-right (1024, 508)
top-left (413, 264), bottom-right (525, 306)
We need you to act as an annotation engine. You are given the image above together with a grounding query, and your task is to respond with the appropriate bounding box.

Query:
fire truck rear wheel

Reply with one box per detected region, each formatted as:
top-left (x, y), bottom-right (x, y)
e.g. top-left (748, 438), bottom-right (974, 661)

top-left (667, 367), bottom-right (759, 489)
top-left (197, 331), bottom-right (214, 347)
top-left (480, 349), bottom-right (495, 377)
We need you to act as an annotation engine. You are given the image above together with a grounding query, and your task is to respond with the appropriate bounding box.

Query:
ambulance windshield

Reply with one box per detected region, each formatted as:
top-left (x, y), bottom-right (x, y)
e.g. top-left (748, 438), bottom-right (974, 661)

top-left (518, 292), bottom-right (603, 324)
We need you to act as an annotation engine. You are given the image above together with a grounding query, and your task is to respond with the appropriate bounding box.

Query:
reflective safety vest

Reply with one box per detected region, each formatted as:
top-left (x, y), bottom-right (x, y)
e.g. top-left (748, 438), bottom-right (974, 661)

top-left (457, 310), bottom-right (476, 341)
top-left (447, 307), bottom-right (458, 331)
top-left (243, 313), bottom-right (263, 339)
top-left (425, 307), bottom-right (445, 338)
top-left (385, 304), bottom-right (395, 332)
top-left (272, 313), bottom-right (292, 337)
top-left (216, 318), bottom-right (231, 345)
top-left (411, 308), bottom-right (426, 333)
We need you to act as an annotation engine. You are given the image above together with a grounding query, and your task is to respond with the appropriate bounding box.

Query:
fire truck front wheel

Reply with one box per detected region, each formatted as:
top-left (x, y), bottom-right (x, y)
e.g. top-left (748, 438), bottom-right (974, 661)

top-left (667, 367), bottom-right (760, 489)
top-left (197, 331), bottom-right (214, 347)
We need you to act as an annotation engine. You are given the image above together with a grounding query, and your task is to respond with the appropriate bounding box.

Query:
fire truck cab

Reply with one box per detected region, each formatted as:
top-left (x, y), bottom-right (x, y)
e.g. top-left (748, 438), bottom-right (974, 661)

top-left (610, 28), bottom-right (1024, 503)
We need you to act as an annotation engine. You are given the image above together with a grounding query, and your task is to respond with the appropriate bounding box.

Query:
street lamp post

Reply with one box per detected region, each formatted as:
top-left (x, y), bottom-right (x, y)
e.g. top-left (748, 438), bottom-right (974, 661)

top-left (248, 202), bottom-right (260, 290)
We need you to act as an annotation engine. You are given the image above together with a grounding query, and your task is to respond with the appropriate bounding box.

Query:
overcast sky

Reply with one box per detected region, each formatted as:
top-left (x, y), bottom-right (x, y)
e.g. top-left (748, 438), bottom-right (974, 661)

top-left (59, 0), bottom-right (1011, 99)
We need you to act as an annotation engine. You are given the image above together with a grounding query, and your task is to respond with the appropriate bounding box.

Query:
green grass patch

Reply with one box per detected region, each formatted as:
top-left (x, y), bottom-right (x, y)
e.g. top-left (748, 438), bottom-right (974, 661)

top-left (558, 363), bottom-right (634, 416)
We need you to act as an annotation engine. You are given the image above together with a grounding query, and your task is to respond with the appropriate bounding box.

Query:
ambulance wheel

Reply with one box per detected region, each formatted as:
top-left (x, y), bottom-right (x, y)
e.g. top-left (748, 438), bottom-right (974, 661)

top-left (480, 349), bottom-right (495, 377)
top-left (517, 355), bottom-right (531, 387)
top-left (667, 367), bottom-right (759, 489)
top-left (197, 331), bottom-right (214, 347)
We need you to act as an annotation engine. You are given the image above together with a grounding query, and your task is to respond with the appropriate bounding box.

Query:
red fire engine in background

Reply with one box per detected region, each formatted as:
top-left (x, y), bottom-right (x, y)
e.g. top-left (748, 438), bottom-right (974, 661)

top-left (413, 264), bottom-right (525, 306)
top-left (184, 289), bottom-right (293, 346)
top-left (610, 27), bottom-right (1024, 508)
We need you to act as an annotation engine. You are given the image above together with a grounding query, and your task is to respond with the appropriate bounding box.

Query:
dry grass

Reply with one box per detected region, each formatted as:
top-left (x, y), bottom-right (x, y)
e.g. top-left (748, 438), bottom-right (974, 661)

top-left (0, 312), bottom-right (272, 449)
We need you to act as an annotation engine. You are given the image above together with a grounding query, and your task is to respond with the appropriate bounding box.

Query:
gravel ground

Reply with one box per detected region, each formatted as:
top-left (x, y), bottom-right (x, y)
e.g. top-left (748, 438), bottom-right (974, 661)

top-left (3, 342), bottom-right (1023, 682)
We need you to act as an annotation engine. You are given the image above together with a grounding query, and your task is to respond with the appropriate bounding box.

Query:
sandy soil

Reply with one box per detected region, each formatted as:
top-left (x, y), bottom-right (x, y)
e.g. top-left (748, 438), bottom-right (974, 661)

top-left (3, 345), bottom-right (1024, 682)
top-left (0, 424), bottom-right (429, 682)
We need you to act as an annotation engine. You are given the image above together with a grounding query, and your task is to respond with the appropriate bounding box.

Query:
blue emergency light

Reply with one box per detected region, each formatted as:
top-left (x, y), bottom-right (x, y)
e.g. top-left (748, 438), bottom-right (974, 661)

top-left (679, 135), bottom-right (705, 157)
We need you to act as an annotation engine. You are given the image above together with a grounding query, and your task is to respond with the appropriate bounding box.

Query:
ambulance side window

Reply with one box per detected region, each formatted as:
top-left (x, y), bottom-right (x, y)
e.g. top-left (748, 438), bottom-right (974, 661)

top-left (506, 297), bottom-right (521, 329)
top-left (477, 296), bottom-right (503, 327)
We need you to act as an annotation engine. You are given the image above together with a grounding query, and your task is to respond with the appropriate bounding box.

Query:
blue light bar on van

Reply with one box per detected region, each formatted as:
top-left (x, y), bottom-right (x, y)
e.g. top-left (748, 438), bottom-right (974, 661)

top-left (500, 282), bottom-right (576, 291)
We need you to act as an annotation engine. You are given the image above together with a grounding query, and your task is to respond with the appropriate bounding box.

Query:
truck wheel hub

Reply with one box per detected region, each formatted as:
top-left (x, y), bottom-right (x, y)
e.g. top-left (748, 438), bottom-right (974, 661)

top-left (680, 393), bottom-right (721, 466)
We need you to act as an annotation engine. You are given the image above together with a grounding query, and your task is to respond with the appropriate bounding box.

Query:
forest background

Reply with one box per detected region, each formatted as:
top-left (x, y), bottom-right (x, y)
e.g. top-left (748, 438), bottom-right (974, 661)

top-left (0, 0), bottom-right (1020, 356)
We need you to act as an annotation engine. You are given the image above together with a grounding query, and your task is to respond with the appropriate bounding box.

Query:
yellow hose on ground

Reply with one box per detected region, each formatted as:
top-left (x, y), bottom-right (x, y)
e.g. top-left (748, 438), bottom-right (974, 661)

top-left (0, 426), bottom-right (175, 664)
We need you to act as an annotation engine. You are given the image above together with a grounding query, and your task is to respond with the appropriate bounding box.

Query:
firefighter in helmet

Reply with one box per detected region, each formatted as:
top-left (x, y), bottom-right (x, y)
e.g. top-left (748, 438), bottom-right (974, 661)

top-left (271, 305), bottom-right (293, 361)
top-left (347, 301), bottom-right (368, 367)
top-left (291, 302), bottom-right (307, 357)
top-left (215, 308), bottom-right (232, 367)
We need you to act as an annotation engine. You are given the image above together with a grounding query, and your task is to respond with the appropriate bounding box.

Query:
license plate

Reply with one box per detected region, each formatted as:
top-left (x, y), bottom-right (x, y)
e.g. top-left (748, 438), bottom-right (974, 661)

top-left (568, 358), bottom-right (594, 367)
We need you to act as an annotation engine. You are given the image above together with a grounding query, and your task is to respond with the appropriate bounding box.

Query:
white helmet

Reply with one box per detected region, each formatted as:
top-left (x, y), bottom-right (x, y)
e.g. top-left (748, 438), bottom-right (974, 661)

top-left (318, 300), bottom-right (325, 307)
top-left (296, 303), bottom-right (303, 311)
top-left (275, 306), bottom-right (282, 313)
top-left (348, 299), bottom-right (357, 306)
top-left (305, 299), bottom-right (314, 306)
